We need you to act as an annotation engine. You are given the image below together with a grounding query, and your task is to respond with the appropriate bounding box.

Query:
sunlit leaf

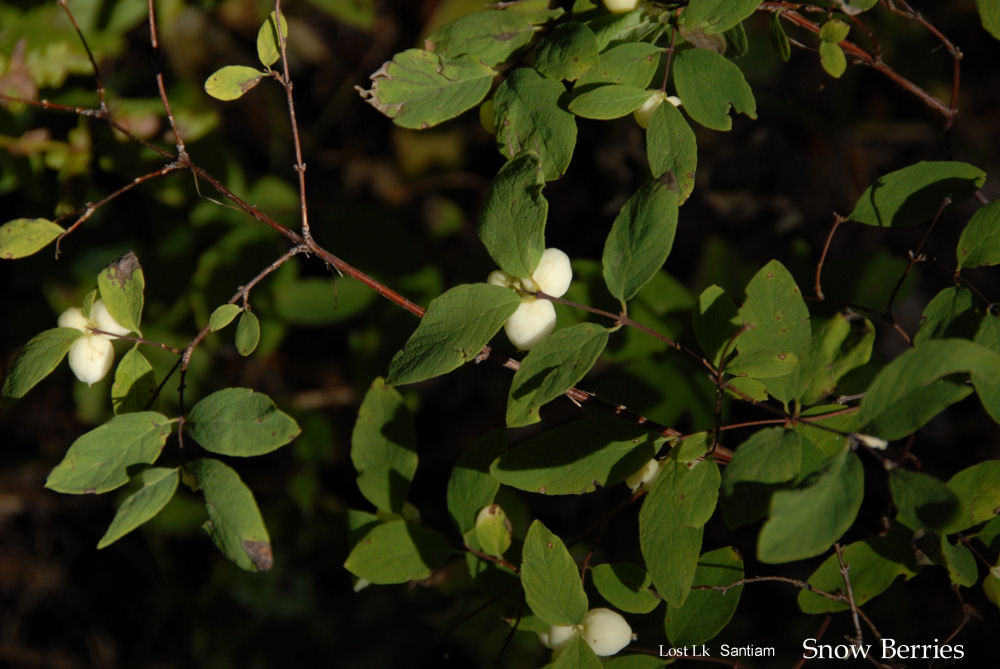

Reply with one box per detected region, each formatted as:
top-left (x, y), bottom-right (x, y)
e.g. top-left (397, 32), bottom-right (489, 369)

top-left (98, 467), bottom-right (179, 548)
top-left (351, 377), bottom-right (418, 514)
top-left (187, 388), bottom-right (300, 457)
top-left (848, 161), bottom-right (985, 227)
top-left (521, 520), bottom-right (588, 625)
top-left (0, 218), bottom-right (64, 259)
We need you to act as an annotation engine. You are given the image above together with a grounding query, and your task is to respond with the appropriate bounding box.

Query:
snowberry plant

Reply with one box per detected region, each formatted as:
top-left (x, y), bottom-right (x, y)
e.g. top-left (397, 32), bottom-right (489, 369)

top-left (2, 0), bottom-right (1000, 665)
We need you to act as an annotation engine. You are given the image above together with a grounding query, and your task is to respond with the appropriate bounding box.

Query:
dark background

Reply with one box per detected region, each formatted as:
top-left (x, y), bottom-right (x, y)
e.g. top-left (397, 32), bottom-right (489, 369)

top-left (1, 1), bottom-right (999, 667)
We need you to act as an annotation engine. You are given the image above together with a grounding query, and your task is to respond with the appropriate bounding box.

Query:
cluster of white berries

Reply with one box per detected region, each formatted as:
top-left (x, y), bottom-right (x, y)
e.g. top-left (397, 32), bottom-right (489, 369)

top-left (58, 300), bottom-right (130, 386)
top-left (488, 248), bottom-right (573, 350)
top-left (539, 607), bottom-right (634, 657)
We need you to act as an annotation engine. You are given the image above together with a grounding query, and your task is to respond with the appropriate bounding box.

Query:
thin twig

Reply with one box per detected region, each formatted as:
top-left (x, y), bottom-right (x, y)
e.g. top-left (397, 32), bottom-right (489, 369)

top-left (147, 0), bottom-right (187, 157)
top-left (884, 196), bottom-right (952, 318)
top-left (834, 543), bottom-right (864, 646)
top-left (815, 214), bottom-right (845, 301)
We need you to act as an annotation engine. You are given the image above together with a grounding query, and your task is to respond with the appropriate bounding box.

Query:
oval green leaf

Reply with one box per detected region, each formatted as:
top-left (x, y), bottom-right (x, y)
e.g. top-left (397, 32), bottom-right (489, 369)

top-left (665, 546), bottom-right (744, 647)
top-left (490, 418), bottom-right (658, 495)
top-left (209, 304), bottom-right (242, 332)
top-left (46, 411), bottom-right (172, 494)
top-left (386, 284), bottom-right (522, 386)
top-left (0, 218), bottom-right (64, 259)
top-left (187, 387), bottom-right (301, 456)
top-left (957, 200), bottom-right (1000, 269)
top-left (848, 161), bottom-right (986, 227)
top-left (506, 322), bottom-right (609, 427)
top-left (602, 181), bottom-right (680, 303)
top-left (425, 9), bottom-right (535, 67)
top-left (351, 377), bottom-right (418, 513)
top-left (188, 458), bottom-right (273, 571)
top-left (535, 21), bottom-right (598, 81)
top-left (568, 84), bottom-right (653, 119)
top-left (358, 49), bottom-right (494, 129)
top-left (521, 520), bottom-right (588, 625)
top-left (344, 519), bottom-right (453, 584)
top-left (479, 152), bottom-right (547, 279)
top-left (256, 10), bottom-right (287, 68)
top-left (672, 48), bottom-right (756, 131)
top-left (111, 347), bottom-right (156, 414)
top-left (646, 101), bottom-right (697, 204)
top-left (757, 449), bottom-right (864, 563)
top-left (97, 467), bottom-right (179, 548)
top-left (235, 310), bottom-right (260, 356)
top-left (97, 251), bottom-right (144, 334)
top-left (591, 562), bottom-right (660, 614)
top-left (2, 327), bottom-right (82, 400)
top-left (204, 65), bottom-right (265, 101)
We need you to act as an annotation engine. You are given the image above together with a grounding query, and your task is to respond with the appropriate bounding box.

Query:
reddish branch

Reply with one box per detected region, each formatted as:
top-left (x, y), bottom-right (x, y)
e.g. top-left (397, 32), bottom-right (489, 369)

top-left (759, 2), bottom-right (959, 126)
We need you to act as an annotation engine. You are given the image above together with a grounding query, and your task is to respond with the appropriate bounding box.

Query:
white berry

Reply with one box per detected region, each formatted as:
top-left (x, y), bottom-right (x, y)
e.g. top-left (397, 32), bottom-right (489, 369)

top-left (538, 624), bottom-right (580, 651)
top-left (67, 334), bottom-right (114, 386)
top-left (625, 458), bottom-right (662, 492)
top-left (531, 248), bottom-right (572, 298)
top-left (90, 299), bottom-right (131, 336)
top-left (58, 306), bottom-right (90, 331)
top-left (504, 297), bottom-right (556, 350)
top-left (488, 270), bottom-right (515, 289)
top-left (582, 608), bottom-right (633, 656)
top-left (603, 0), bottom-right (640, 13)
top-left (633, 91), bottom-right (666, 129)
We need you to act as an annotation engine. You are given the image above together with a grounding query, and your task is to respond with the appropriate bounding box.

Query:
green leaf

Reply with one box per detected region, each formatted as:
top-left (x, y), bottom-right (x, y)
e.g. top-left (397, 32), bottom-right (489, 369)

top-left (947, 461), bottom-right (1000, 533)
top-left (187, 387), bottom-right (301, 457)
top-left (640, 459), bottom-right (720, 606)
top-left (957, 200), bottom-right (1000, 269)
top-left (680, 0), bottom-right (764, 34)
top-left (819, 19), bottom-right (850, 43)
top-left (491, 417), bottom-right (659, 495)
top-left (479, 152), bottom-right (548, 278)
top-left (890, 469), bottom-right (962, 531)
top-left (757, 449), bottom-right (864, 563)
top-left (568, 84), bottom-right (653, 119)
top-left (646, 101), bottom-right (697, 204)
top-left (358, 49), bottom-right (494, 129)
top-left (507, 323), bottom-right (609, 427)
top-left (521, 520), bottom-right (588, 625)
top-left (2, 327), bottom-right (82, 399)
top-left (724, 23), bottom-right (749, 58)
top-left (507, 0), bottom-right (566, 25)
top-left (209, 304), bottom-right (242, 332)
top-left (256, 10), bottom-right (287, 68)
top-left (819, 41), bottom-right (847, 78)
top-left (737, 259), bottom-right (810, 358)
top-left (46, 412), bottom-right (172, 494)
top-left (848, 161), bottom-right (986, 227)
top-left (726, 349), bottom-right (798, 379)
top-left (798, 526), bottom-right (917, 613)
top-left (386, 284), bottom-right (522, 385)
top-left (692, 285), bottom-right (741, 365)
top-left (665, 546), bottom-right (744, 647)
top-left (602, 181), bottom-right (679, 303)
top-left (720, 428), bottom-right (801, 527)
top-left (447, 431), bottom-right (505, 534)
top-left (859, 339), bottom-right (1000, 439)
top-left (425, 10), bottom-right (535, 67)
top-left (0, 218), bottom-right (64, 259)
top-left (311, 0), bottom-right (376, 30)
top-left (235, 311), bottom-right (260, 356)
top-left (794, 313), bottom-right (874, 405)
top-left (111, 347), bottom-right (156, 414)
top-left (494, 67), bottom-right (577, 180)
top-left (575, 42), bottom-right (661, 88)
top-left (97, 251), bottom-right (144, 334)
top-left (914, 287), bottom-right (977, 344)
top-left (204, 65), bottom-right (265, 101)
top-left (550, 635), bottom-right (603, 669)
top-left (351, 377), bottom-right (418, 513)
top-left (973, 313), bottom-right (1000, 423)
top-left (591, 563), bottom-right (660, 614)
top-left (188, 458), bottom-right (273, 571)
top-left (590, 8), bottom-right (658, 51)
top-left (97, 467), bottom-right (179, 548)
top-left (769, 12), bottom-right (791, 62)
top-left (985, 562), bottom-right (1000, 609)
top-left (344, 519), bottom-right (453, 584)
top-left (940, 535), bottom-right (978, 586)
top-left (536, 22), bottom-right (599, 81)
top-left (976, 0), bottom-right (1000, 39)
top-left (672, 48), bottom-right (756, 131)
